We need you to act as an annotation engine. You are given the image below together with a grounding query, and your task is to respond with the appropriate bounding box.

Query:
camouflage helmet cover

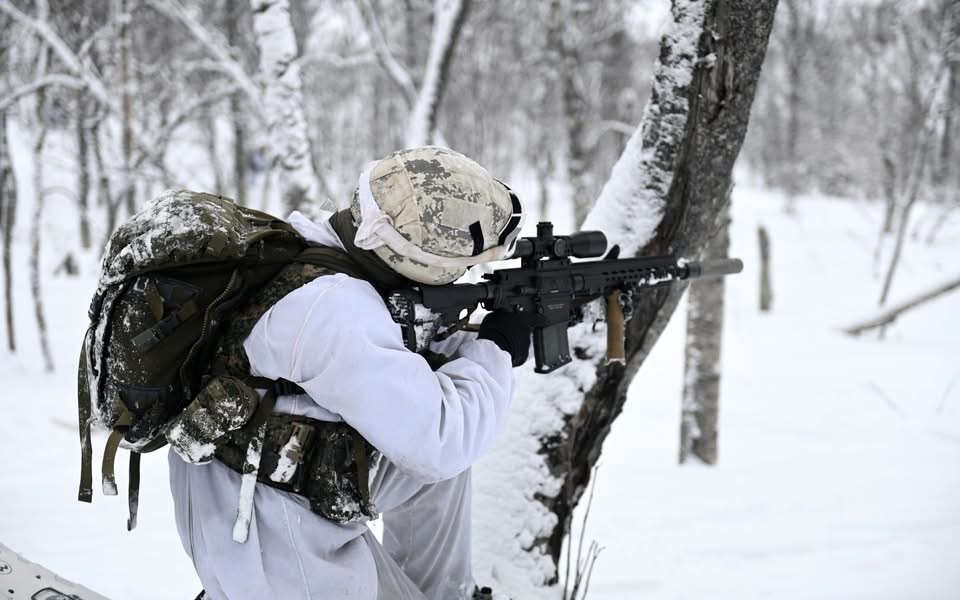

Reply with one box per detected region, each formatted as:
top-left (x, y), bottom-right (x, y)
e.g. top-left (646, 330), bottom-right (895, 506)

top-left (349, 146), bottom-right (518, 285)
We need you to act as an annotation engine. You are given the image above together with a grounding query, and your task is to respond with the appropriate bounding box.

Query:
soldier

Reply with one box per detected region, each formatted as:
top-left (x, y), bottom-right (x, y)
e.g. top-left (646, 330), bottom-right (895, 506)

top-left (167, 147), bottom-right (530, 599)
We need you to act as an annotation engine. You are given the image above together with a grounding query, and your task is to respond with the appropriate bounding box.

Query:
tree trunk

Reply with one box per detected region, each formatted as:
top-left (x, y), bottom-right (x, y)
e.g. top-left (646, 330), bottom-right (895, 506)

top-left (758, 224), bottom-right (773, 311)
top-left (75, 92), bottom-right (92, 249)
top-left (881, 153), bottom-right (897, 234)
top-left (782, 0), bottom-right (805, 214)
top-left (204, 106), bottom-right (226, 194)
top-left (405, 0), bottom-right (471, 146)
top-left (878, 68), bottom-right (951, 307)
top-left (0, 111), bottom-right (17, 352)
top-left (550, 0), bottom-right (591, 228)
top-left (679, 197), bottom-right (731, 465)
top-left (92, 118), bottom-right (119, 253)
top-left (226, 0), bottom-right (247, 206)
top-left (31, 129), bottom-right (55, 372)
top-left (473, 1), bottom-right (778, 594)
top-left (250, 0), bottom-right (325, 213)
top-left (119, 0), bottom-right (136, 217)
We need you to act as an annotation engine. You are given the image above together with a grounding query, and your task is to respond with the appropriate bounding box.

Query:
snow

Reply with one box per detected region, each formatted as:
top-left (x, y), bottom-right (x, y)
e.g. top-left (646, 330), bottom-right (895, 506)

top-left (1, 119), bottom-right (959, 598)
top-left (232, 424), bottom-right (264, 544)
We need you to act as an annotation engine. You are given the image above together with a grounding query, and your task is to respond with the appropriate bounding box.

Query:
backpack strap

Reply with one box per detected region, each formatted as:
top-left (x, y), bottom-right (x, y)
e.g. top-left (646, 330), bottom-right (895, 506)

top-left (231, 381), bottom-right (281, 543)
top-left (294, 246), bottom-right (369, 281)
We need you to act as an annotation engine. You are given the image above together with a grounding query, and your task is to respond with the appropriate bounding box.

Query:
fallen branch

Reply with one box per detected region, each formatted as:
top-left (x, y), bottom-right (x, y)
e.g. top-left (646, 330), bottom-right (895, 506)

top-left (844, 274), bottom-right (960, 336)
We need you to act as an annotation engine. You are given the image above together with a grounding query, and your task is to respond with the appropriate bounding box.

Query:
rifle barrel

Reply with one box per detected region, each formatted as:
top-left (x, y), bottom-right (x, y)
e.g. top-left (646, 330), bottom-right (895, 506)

top-left (686, 258), bottom-right (743, 278)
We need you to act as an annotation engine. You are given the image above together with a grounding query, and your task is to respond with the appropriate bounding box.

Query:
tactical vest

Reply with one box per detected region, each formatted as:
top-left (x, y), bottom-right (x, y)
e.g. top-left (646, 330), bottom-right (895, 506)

top-left (177, 211), bottom-right (432, 525)
top-left (207, 255), bottom-right (379, 523)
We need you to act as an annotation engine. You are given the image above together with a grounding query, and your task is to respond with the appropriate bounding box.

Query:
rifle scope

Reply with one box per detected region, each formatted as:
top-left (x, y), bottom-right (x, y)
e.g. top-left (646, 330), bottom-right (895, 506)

top-left (512, 222), bottom-right (608, 261)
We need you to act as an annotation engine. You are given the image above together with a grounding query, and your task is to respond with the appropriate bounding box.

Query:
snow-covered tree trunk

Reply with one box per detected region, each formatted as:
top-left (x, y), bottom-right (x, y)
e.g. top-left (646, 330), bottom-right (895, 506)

top-left (472, 1), bottom-right (778, 595)
top-left (679, 198), bottom-right (730, 465)
top-left (250, 0), bottom-right (326, 212)
top-left (405, 0), bottom-right (470, 146)
top-left (0, 111), bottom-right (16, 352)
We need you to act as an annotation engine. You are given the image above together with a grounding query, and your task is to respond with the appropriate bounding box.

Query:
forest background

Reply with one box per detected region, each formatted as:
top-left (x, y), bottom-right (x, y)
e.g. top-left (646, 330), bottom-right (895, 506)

top-left (0, 0), bottom-right (958, 598)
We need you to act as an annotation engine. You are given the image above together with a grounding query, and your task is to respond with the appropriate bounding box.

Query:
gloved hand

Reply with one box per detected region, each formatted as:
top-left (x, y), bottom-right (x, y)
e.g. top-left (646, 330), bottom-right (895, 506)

top-left (477, 310), bottom-right (533, 367)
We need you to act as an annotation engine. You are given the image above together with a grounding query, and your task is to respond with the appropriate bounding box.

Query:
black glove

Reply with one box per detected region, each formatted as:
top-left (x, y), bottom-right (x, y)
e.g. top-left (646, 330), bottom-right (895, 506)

top-left (477, 310), bottom-right (532, 367)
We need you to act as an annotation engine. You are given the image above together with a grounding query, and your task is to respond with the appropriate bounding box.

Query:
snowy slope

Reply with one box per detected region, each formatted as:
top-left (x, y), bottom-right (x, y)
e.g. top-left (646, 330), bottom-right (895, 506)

top-left (0, 114), bottom-right (958, 598)
top-left (574, 186), bottom-right (960, 600)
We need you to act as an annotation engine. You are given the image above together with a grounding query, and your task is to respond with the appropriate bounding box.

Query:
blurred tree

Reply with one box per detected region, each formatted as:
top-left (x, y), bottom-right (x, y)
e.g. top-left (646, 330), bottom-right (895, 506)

top-left (679, 194), bottom-right (731, 466)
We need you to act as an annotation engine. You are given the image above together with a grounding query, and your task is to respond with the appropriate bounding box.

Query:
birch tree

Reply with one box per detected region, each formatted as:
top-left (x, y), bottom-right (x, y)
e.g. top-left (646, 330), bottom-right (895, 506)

top-left (0, 110), bottom-right (16, 353)
top-left (679, 198), bottom-right (730, 465)
top-left (472, 0), bottom-right (778, 594)
top-left (877, 3), bottom-right (957, 309)
top-left (250, 0), bottom-right (327, 212)
top-left (356, 0), bottom-right (471, 147)
top-left (0, 12), bottom-right (16, 353)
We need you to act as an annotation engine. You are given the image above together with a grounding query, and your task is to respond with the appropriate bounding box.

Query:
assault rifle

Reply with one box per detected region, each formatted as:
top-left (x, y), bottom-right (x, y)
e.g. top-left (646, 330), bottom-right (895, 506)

top-left (388, 222), bottom-right (743, 373)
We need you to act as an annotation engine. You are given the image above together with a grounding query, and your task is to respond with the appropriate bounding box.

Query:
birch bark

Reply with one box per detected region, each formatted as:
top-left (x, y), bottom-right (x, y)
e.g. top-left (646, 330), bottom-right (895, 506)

top-left (250, 0), bottom-right (327, 212)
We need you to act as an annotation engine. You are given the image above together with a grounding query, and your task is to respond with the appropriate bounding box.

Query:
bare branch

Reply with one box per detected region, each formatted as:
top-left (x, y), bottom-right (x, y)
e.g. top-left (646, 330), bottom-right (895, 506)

top-left (406, 0), bottom-right (471, 146)
top-left (145, 0), bottom-right (265, 123)
top-left (354, 0), bottom-right (418, 105)
top-left (0, 0), bottom-right (111, 106)
top-left (0, 73), bottom-right (86, 113)
top-left (77, 12), bottom-right (124, 59)
top-left (296, 51), bottom-right (376, 70)
top-left (0, 0), bottom-right (159, 166)
top-left (133, 84), bottom-right (240, 171)
top-left (584, 120), bottom-right (638, 151)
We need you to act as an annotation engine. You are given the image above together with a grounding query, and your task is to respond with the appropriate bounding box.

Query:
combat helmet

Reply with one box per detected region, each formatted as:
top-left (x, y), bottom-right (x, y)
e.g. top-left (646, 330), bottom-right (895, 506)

top-left (350, 146), bottom-right (525, 285)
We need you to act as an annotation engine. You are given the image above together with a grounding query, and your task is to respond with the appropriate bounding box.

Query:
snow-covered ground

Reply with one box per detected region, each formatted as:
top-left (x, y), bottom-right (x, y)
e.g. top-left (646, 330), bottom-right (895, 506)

top-left (576, 186), bottom-right (960, 599)
top-left (1, 121), bottom-right (958, 598)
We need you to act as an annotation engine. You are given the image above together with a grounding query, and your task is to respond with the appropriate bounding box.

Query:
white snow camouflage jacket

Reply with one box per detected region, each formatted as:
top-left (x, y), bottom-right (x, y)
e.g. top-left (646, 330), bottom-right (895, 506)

top-left (167, 210), bottom-right (515, 599)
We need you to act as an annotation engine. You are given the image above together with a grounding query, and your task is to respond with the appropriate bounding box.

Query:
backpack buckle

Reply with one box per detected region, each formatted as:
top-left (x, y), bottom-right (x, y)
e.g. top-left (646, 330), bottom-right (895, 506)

top-left (269, 421), bottom-right (315, 491)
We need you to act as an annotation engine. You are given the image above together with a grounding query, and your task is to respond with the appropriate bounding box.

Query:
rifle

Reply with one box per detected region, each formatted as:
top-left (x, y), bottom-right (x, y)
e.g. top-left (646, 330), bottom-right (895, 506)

top-left (388, 222), bottom-right (743, 373)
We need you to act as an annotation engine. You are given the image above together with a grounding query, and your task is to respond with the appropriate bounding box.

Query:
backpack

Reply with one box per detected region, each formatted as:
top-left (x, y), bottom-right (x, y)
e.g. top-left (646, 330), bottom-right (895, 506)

top-left (76, 190), bottom-right (368, 530)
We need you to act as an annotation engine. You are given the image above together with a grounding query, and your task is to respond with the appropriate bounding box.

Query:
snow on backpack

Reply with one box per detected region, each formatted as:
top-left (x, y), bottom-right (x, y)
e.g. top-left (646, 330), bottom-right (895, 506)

top-left (76, 190), bottom-right (369, 531)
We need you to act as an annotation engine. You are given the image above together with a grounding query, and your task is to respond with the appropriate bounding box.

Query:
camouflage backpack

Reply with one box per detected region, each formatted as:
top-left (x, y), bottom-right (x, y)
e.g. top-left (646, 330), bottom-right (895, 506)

top-left (77, 190), bottom-right (373, 530)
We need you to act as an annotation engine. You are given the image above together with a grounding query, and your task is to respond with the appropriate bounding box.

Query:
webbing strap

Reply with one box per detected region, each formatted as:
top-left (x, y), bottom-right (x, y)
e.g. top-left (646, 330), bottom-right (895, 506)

top-left (232, 387), bottom-right (279, 543)
top-left (351, 429), bottom-right (370, 508)
top-left (78, 347), bottom-right (93, 504)
top-left (101, 431), bottom-right (123, 496)
top-left (101, 410), bottom-right (133, 496)
top-left (245, 376), bottom-right (305, 397)
top-left (127, 451), bottom-right (141, 531)
top-left (294, 247), bottom-right (369, 282)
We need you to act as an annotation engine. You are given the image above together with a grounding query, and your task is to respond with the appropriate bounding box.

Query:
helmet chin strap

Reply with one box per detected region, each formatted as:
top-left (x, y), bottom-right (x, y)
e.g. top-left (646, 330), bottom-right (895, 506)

top-left (353, 164), bottom-right (524, 270)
